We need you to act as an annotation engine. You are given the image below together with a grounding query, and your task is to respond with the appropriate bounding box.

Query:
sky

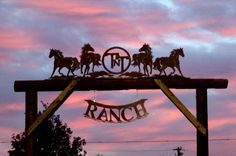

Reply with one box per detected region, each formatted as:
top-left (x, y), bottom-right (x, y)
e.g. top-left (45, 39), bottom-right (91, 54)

top-left (0, 0), bottom-right (236, 156)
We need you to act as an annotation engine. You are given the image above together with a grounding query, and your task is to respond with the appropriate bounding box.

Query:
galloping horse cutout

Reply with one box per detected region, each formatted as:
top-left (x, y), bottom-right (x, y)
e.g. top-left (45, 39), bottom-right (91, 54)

top-left (80, 43), bottom-right (101, 76)
top-left (49, 49), bottom-right (80, 78)
top-left (153, 48), bottom-right (185, 77)
top-left (132, 43), bottom-right (153, 76)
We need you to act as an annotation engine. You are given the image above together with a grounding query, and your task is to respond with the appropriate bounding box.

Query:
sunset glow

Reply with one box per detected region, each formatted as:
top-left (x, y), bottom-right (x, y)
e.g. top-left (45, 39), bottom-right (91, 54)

top-left (1, 1), bottom-right (236, 156)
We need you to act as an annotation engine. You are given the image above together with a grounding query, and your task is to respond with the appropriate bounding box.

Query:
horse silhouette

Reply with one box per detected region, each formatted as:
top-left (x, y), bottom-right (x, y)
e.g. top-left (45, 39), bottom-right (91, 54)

top-left (49, 49), bottom-right (80, 77)
top-left (80, 43), bottom-right (101, 76)
top-left (132, 43), bottom-right (153, 76)
top-left (153, 48), bottom-right (185, 76)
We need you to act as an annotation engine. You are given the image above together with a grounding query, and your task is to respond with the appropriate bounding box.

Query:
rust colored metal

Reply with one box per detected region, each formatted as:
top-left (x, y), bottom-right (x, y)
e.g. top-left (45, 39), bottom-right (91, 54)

top-left (48, 43), bottom-right (186, 78)
top-left (102, 46), bottom-right (131, 74)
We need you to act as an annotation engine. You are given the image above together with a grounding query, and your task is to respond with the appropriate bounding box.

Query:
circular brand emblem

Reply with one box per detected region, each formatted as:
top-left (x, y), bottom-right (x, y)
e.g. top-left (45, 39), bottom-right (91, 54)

top-left (102, 47), bottom-right (131, 74)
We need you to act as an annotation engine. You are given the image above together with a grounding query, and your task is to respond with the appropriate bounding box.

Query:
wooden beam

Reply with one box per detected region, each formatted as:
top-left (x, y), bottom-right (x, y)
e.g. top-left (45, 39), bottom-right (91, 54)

top-left (154, 79), bottom-right (206, 136)
top-left (197, 88), bottom-right (209, 156)
top-left (14, 78), bottom-right (228, 92)
top-left (26, 79), bottom-right (78, 137)
top-left (25, 91), bottom-right (38, 156)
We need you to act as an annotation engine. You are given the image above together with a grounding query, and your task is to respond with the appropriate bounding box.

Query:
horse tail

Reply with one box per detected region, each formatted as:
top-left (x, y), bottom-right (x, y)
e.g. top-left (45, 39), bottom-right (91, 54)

top-left (94, 54), bottom-right (101, 66)
top-left (72, 57), bottom-right (80, 70)
top-left (132, 54), bottom-right (139, 66)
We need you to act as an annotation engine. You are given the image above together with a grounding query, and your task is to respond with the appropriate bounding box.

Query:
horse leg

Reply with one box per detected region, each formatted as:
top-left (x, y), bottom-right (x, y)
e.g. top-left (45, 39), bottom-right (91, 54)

top-left (71, 70), bottom-right (75, 76)
top-left (83, 65), bottom-right (87, 77)
top-left (83, 65), bottom-right (89, 77)
top-left (149, 64), bottom-right (152, 75)
top-left (177, 65), bottom-right (184, 77)
top-left (146, 66), bottom-right (150, 76)
top-left (143, 65), bottom-right (145, 75)
top-left (163, 69), bottom-right (167, 76)
top-left (159, 66), bottom-right (167, 76)
top-left (158, 68), bottom-right (162, 76)
top-left (70, 67), bottom-right (76, 76)
top-left (50, 67), bottom-right (57, 78)
top-left (81, 64), bottom-right (84, 74)
top-left (92, 64), bottom-right (95, 72)
top-left (143, 65), bottom-right (148, 76)
top-left (138, 64), bottom-right (141, 73)
top-left (87, 65), bottom-right (90, 75)
top-left (170, 67), bottom-right (175, 76)
top-left (83, 67), bottom-right (86, 77)
top-left (67, 68), bottom-right (71, 76)
top-left (58, 67), bottom-right (64, 76)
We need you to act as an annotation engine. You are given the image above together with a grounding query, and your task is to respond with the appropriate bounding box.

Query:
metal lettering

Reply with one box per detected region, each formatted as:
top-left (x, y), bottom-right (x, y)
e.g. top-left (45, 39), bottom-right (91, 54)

top-left (84, 101), bottom-right (97, 119)
top-left (133, 102), bottom-right (149, 119)
top-left (97, 108), bottom-right (108, 122)
top-left (121, 107), bottom-right (134, 122)
top-left (84, 99), bottom-right (148, 123)
top-left (109, 108), bottom-right (121, 123)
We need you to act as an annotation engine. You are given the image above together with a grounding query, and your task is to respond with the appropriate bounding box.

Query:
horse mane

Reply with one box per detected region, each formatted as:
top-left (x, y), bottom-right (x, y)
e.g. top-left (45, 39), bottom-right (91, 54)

top-left (170, 48), bottom-right (184, 58)
top-left (143, 44), bottom-right (153, 58)
top-left (50, 48), bottom-right (64, 58)
top-left (81, 45), bottom-right (86, 54)
top-left (81, 44), bottom-right (90, 55)
top-left (56, 49), bottom-right (64, 58)
top-left (170, 49), bottom-right (178, 57)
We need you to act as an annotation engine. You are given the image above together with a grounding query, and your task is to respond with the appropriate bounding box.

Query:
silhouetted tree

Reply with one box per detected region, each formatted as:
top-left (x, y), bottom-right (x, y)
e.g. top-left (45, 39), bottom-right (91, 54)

top-left (8, 103), bottom-right (86, 156)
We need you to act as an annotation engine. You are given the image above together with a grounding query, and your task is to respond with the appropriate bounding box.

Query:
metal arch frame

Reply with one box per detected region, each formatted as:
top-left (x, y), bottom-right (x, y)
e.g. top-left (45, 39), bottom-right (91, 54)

top-left (14, 78), bottom-right (228, 156)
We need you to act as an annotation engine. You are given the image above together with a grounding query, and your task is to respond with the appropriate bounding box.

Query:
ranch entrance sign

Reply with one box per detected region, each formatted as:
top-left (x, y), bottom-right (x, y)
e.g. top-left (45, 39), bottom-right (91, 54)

top-left (14, 43), bottom-right (228, 156)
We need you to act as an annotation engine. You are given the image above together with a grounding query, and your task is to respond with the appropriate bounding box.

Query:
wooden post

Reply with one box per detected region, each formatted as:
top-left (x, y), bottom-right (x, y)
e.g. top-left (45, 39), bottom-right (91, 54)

top-left (196, 88), bottom-right (208, 156)
top-left (25, 91), bottom-right (38, 156)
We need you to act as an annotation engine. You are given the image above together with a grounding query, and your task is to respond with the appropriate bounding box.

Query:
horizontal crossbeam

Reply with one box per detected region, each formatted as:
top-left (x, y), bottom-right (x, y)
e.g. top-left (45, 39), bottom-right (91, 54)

top-left (14, 78), bottom-right (228, 92)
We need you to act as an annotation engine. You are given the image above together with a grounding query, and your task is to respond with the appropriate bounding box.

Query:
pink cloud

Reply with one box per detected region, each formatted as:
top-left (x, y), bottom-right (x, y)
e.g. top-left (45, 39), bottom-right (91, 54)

top-left (209, 117), bottom-right (236, 130)
top-left (0, 53), bottom-right (11, 65)
top-left (0, 26), bottom-right (41, 50)
top-left (18, 0), bottom-right (121, 16)
top-left (69, 118), bottom-right (97, 130)
top-left (0, 127), bottom-right (20, 138)
top-left (0, 103), bottom-right (24, 113)
top-left (153, 107), bottom-right (184, 125)
top-left (219, 27), bottom-right (236, 36)
top-left (63, 93), bottom-right (92, 108)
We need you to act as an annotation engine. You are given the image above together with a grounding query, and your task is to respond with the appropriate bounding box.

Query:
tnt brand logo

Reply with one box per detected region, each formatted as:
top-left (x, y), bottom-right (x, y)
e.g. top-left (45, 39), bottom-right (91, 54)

top-left (102, 47), bottom-right (131, 74)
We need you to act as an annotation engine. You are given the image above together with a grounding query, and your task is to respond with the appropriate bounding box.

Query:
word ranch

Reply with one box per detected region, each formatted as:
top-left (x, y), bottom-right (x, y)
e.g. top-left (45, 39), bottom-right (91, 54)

top-left (84, 99), bottom-right (149, 123)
